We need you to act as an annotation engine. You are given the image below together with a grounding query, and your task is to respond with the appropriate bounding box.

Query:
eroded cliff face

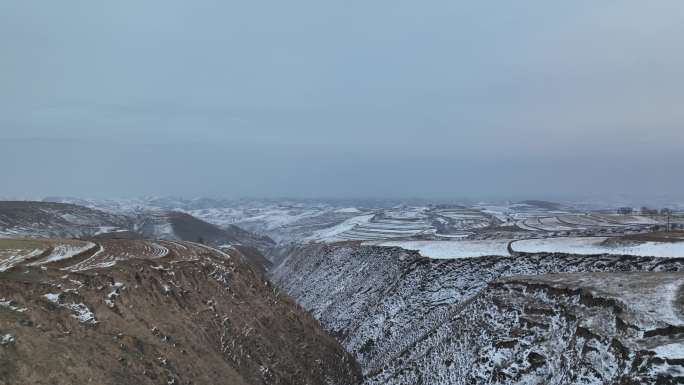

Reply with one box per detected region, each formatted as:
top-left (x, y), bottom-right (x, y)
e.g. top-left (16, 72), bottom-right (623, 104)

top-left (0, 240), bottom-right (360, 385)
top-left (272, 243), bottom-right (684, 385)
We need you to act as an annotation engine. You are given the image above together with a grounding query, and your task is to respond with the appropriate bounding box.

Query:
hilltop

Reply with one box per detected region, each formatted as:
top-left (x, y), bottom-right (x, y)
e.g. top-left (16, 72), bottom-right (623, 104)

top-left (0, 238), bottom-right (359, 385)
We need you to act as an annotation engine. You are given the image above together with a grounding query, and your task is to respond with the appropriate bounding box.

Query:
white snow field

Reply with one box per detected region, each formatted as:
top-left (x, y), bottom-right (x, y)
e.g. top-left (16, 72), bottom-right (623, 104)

top-left (512, 237), bottom-right (684, 258)
top-left (373, 239), bottom-right (512, 259)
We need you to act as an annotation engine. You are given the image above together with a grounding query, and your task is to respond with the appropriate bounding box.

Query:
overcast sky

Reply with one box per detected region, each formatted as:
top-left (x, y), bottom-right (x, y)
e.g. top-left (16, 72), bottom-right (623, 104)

top-left (1, 1), bottom-right (683, 200)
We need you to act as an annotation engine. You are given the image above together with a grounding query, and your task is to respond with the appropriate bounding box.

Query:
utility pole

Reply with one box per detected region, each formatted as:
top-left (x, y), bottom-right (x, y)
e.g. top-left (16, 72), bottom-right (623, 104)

top-left (667, 210), bottom-right (672, 232)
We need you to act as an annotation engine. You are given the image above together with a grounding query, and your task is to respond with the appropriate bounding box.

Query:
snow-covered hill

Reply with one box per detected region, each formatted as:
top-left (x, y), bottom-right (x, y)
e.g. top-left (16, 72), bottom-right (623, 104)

top-left (0, 201), bottom-right (130, 238)
top-left (40, 197), bottom-right (682, 244)
top-left (272, 243), bottom-right (684, 384)
top-left (133, 210), bottom-right (275, 251)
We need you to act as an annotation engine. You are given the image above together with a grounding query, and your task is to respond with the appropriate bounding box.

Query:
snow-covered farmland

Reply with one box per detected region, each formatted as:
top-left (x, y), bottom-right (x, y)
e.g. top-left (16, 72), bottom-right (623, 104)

top-left (65, 239), bottom-right (171, 271)
top-left (593, 214), bottom-right (660, 225)
top-left (330, 207), bottom-right (433, 241)
top-left (1, 239), bottom-right (100, 272)
top-left (555, 214), bottom-right (622, 228)
top-left (373, 239), bottom-right (512, 259)
top-left (187, 203), bottom-right (355, 231)
top-left (512, 237), bottom-right (684, 258)
top-left (307, 214), bottom-right (375, 241)
top-left (188, 204), bottom-right (379, 242)
top-left (27, 241), bottom-right (96, 266)
top-left (0, 248), bottom-right (44, 272)
top-left (433, 208), bottom-right (492, 233)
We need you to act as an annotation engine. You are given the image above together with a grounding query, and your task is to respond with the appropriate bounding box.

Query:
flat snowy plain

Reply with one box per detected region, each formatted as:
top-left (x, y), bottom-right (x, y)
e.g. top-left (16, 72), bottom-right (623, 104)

top-left (512, 237), bottom-right (684, 258)
top-left (373, 236), bottom-right (684, 259)
top-left (372, 240), bottom-right (512, 258)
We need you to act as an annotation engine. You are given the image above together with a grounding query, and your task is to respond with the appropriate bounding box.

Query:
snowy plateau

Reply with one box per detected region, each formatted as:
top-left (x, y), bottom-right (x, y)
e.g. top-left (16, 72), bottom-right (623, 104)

top-left (3, 197), bottom-right (684, 385)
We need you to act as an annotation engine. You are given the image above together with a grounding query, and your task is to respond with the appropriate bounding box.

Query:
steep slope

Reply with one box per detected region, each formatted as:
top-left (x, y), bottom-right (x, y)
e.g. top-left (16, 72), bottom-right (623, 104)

top-left (367, 272), bottom-right (684, 385)
top-left (0, 201), bottom-right (130, 238)
top-left (232, 244), bottom-right (274, 274)
top-left (0, 239), bottom-right (359, 385)
top-left (272, 243), bottom-right (684, 385)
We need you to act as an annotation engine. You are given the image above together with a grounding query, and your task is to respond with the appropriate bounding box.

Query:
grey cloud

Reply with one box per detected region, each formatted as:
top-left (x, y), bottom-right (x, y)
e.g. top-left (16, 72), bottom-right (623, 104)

top-left (1, 1), bottom-right (683, 201)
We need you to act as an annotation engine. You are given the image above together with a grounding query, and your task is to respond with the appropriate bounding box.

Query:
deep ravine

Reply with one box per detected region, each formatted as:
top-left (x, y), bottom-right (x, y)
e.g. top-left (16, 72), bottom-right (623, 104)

top-left (272, 243), bottom-right (684, 385)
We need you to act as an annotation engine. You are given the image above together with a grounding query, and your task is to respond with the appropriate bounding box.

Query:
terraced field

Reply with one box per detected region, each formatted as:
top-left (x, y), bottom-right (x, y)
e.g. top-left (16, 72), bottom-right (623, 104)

top-left (0, 238), bottom-right (220, 273)
top-left (431, 208), bottom-right (492, 237)
top-left (317, 206), bottom-right (670, 244)
top-left (331, 207), bottom-right (503, 241)
top-left (516, 213), bottom-right (663, 234)
top-left (555, 214), bottom-right (623, 228)
top-left (64, 240), bottom-right (174, 271)
top-left (336, 208), bottom-right (434, 241)
top-left (0, 239), bottom-right (96, 272)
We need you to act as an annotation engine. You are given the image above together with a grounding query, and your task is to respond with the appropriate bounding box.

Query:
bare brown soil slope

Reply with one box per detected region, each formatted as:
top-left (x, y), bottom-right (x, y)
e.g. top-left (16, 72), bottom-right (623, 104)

top-left (0, 239), bottom-right (359, 385)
